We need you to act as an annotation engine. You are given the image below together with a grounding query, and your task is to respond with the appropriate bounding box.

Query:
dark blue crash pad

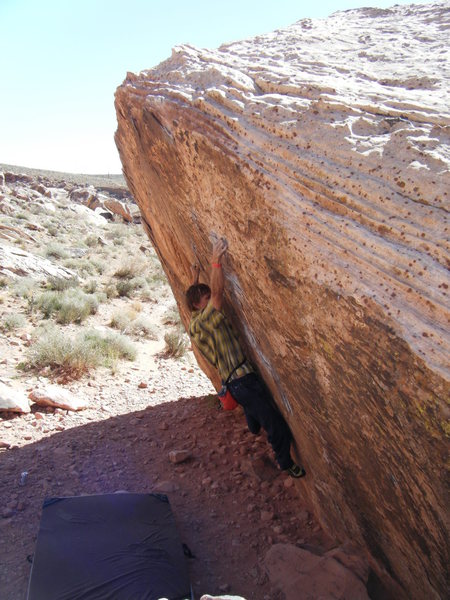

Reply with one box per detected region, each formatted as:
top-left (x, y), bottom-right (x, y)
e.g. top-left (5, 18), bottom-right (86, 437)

top-left (27, 493), bottom-right (192, 600)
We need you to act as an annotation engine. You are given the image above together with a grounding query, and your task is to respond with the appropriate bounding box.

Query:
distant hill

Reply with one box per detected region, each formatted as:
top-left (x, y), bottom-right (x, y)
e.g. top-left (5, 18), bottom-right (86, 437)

top-left (0, 163), bottom-right (127, 190)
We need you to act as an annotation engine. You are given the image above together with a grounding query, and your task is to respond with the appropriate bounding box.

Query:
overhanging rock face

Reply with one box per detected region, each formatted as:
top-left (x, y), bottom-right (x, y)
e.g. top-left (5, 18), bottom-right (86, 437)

top-left (115, 4), bottom-right (449, 599)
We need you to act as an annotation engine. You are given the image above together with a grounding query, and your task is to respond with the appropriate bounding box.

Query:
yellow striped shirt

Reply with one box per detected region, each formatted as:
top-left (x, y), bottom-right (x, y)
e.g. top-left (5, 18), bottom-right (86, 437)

top-left (189, 301), bottom-right (253, 383)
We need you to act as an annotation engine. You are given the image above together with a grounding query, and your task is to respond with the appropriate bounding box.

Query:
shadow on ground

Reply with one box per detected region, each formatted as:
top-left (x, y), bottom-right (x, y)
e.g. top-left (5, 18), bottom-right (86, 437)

top-left (0, 394), bottom-right (324, 600)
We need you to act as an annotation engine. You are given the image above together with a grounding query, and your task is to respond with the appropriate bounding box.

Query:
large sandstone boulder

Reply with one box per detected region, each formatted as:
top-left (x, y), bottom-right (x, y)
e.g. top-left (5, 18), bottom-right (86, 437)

top-left (114, 4), bottom-right (449, 599)
top-left (264, 543), bottom-right (370, 600)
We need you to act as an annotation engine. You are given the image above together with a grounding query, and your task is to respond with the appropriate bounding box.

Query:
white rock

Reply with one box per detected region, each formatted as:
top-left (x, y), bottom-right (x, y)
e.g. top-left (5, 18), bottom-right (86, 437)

top-left (29, 384), bottom-right (89, 411)
top-left (69, 203), bottom-right (108, 226)
top-left (0, 381), bottom-right (31, 414)
top-left (0, 243), bottom-right (77, 281)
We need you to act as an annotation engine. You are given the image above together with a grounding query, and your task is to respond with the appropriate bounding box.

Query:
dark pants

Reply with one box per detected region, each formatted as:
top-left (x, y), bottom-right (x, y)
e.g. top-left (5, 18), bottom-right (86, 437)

top-left (227, 372), bottom-right (293, 471)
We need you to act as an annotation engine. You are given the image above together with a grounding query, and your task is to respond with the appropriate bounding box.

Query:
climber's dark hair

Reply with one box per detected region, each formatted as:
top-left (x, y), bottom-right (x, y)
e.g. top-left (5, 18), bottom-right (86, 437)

top-left (185, 283), bottom-right (211, 312)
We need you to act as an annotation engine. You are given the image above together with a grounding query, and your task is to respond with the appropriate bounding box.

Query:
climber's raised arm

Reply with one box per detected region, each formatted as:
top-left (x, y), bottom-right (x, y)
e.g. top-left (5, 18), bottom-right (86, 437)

top-left (210, 239), bottom-right (227, 311)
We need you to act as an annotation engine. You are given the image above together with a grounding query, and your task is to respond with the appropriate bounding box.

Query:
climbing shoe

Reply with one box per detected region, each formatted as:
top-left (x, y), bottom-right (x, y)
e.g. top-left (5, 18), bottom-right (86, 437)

top-left (287, 464), bottom-right (306, 478)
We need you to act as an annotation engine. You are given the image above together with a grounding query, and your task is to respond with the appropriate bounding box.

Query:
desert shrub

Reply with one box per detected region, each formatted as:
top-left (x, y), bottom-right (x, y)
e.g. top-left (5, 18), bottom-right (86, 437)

top-left (110, 310), bottom-right (158, 340)
top-left (105, 224), bottom-right (129, 244)
top-left (15, 212), bottom-right (29, 221)
top-left (104, 282), bottom-right (118, 299)
top-left (116, 277), bottom-right (148, 298)
top-left (80, 329), bottom-right (137, 365)
top-left (25, 326), bottom-right (136, 377)
top-left (94, 291), bottom-right (108, 304)
top-left (36, 288), bottom-right (98, 323)
top-left (56, 290), bottom-right (98, 324)
top-left (130, 315), bottom-right (158, 340)
top-left (130, 276), bottom-right (147, 289)
top-left (90, 259), bottom-right (105, 274)
top-left (35, 291), bottom-right (61, 319)
top-left (0, 278), bottom-right (8, 289)
top-left (113, 260), bottom-right (146, 281)
top-left (84, 234), bottom-right (99, 247)
top-left (12, 277), bottom-right (36, 297)
top-left (116, 279), bottom-right (140, 298)
top-left (63, 258), bottom-right (96, 277)
top-left (12, 277), bottom-right (41, 310)
top-left (110, 309), bottom-right (136, 332)
top-left (25, 327), bottom-right (99, 376)
top-left (46, 275), bottom-right (79, 291)
top-left (163, 329), bottom-right (188, 359)
top-left (84, 279), bottom-right (98, 294)
top-left (45, 243), bottom-right (69, 260)
top-left (1, 313), bottom-right (26, 332)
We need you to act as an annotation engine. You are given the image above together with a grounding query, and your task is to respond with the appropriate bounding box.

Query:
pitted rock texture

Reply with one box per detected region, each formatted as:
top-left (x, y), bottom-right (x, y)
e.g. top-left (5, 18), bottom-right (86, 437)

top-left (115, 4), bottom-right (449, 599)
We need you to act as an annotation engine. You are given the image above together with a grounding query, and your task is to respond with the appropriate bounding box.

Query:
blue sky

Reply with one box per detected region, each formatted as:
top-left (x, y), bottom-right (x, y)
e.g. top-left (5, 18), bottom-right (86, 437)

top-left (0, 0), bottom-right (433, 174)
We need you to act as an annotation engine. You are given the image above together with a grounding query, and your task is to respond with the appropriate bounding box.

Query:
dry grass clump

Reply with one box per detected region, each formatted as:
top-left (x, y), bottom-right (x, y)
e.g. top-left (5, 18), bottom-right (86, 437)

top-left (1, 313), bottom-right (26, 332)
top-left (81, 329), bottom-right (137, 366)
top-left (105, 223), bottom-right (131, 246)
top-left (113, 259), bottom-right (146, 280)
top-left (12, 277), bottom-right (40, 299)
top-left (109, 308), bottom-right (137, 331)
top-left (110, 309), bottom-right (158, 340)
top-left (24, 327), bottom-right (95, 377)
top-left (84, 234), bottom-right (100, 247)
top-left (46, 275), bottom-right (79, 291)
top-left (83, 279), bottom-right (98, 294)
top-left (116, 280), bottom-right (136, 298)
top-left (36, 288), bottom-right (99, 323)
top-left (24, 325), bottom-right (136, 378)
top-left (90, 259), bottom-right (105, 275)
top-left (63, 258), bottom-right (98, 277)
top-left (104, 282), bottom-right (118, 299)
top-left (131, 315), bottom-right (158, 339)
top-left (109, 258), bottom-right (148, 299)
top-left (45, 243), bottom-right (69, 260)
top-left (11, 277), bottom-right (41, 313)
top-left (163, 329), bottom-right (188, 359)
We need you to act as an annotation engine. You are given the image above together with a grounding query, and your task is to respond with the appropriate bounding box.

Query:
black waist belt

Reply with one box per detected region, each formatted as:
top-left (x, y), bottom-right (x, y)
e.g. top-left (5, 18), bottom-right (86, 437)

top-left (223, 359), bottom-right (247, 386)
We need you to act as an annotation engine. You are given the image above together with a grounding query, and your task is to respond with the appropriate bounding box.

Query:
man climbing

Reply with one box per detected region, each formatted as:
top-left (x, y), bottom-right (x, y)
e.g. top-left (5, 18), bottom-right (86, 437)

top-left (186, 238), bottom-right (306, 478)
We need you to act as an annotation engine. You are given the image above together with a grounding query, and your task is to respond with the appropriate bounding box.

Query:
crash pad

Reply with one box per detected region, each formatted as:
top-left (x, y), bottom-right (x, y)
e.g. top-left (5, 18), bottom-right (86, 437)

top-left (27, 493), bottom-right (192, 600)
